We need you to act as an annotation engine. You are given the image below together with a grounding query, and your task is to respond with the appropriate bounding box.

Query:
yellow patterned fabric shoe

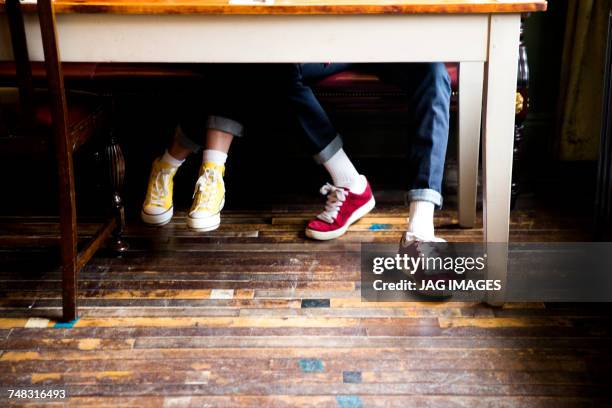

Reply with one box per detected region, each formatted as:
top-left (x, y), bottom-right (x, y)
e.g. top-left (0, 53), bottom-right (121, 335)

top-left (187, 162), bottom-right (226, 231)
top-left (141, 157), bottom-right (179, 226)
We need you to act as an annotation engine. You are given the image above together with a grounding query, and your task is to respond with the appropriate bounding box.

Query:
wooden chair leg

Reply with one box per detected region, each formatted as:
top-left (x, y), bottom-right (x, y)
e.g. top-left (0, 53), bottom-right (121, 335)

top-left (62, 262), bottom-right (78, 322)
top-left (57, 146), bottom-right (79, 322)
top-left (106, 135), bottom-right (129, 253)
top-left (35, 0), bottom-right (80, 321)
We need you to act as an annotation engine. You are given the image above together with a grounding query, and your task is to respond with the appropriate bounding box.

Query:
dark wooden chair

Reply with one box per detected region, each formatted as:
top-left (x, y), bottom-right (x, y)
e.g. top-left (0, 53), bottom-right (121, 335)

top-left (2, 0), bottom-right (127, 321)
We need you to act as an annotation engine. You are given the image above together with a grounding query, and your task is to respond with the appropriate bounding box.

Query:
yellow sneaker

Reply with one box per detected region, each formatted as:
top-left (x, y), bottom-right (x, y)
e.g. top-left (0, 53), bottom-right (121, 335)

top-left (141, 157), bottom-right (179, 226)
top-left (187, 162), bottom-right (225, 231)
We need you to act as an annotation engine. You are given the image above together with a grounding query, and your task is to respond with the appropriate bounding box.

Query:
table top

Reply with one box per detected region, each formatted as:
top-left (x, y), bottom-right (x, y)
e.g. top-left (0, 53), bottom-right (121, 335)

top-left (0, 0), bottom-right (546, 15)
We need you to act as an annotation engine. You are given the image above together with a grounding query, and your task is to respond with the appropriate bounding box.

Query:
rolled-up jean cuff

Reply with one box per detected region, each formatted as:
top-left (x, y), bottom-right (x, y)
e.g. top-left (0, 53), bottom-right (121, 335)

top-left (207, 115), bottom-right (244, 137)
top-left (174, 126), bottom-right (202, 152)
top-left (406, 189), bottom-right (443, 208)
top-left (313, 134), bottom-right (343, 164)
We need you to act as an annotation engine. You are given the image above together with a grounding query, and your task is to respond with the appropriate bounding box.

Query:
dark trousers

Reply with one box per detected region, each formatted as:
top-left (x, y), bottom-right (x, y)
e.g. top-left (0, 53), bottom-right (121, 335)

top-left (290, 63), bottom-right (451, 207)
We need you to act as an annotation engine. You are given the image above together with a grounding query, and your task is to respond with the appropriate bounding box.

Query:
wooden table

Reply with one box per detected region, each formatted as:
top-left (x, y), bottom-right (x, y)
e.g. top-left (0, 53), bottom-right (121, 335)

top-left (0, 0), bottom-right (547, 304)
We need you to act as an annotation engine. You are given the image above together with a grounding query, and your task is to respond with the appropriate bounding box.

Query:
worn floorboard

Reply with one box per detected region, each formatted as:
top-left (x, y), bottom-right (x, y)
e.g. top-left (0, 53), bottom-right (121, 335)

top-left (0, 201), bottom-right (609, 407)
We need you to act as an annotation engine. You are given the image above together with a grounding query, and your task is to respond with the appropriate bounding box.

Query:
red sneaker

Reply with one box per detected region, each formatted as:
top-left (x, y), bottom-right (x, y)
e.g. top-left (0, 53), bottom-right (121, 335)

top-left (305, 177), bottom-right (375, 241)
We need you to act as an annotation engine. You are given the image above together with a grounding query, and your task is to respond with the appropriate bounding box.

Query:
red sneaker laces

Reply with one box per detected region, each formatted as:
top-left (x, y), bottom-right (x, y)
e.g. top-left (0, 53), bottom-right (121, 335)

top-left (316, 183), bottom-right (348, 224)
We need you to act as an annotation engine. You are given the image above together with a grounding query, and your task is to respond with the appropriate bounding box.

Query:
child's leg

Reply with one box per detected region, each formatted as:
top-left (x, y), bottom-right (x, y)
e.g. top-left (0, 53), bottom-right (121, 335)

top-left (188, 120), bottom-right (241, 231)
top-left (141, 127), bottom-right (197, 226)
top-left (204, 128), bottom-right (233, 154)
top-left (167, 139), bottom-right (192, 162)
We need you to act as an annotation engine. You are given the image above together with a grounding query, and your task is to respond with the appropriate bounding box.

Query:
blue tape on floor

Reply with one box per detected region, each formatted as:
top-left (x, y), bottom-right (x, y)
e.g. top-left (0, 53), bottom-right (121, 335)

top-left (53, 318), bottom-right (80, 328)
top-left (369, 223), bottom-right (391, 231)
top-left (301, 299), bottom-right (331, 308)
top-left (298, 358), bottom-right (324, 373)
top-left (336, 395), bottom-right (363, 408)
top-left (342, 371), bottom-right (362, 383)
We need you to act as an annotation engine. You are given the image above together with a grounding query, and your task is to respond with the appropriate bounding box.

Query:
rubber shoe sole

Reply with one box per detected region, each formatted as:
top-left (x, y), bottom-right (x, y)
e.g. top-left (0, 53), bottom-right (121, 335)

top-left (141, 206), bottom-right (173, 226)
top-left (305, 196), bottom-right (375, 241)
top-left (187, 198), bottom-right (225, 232)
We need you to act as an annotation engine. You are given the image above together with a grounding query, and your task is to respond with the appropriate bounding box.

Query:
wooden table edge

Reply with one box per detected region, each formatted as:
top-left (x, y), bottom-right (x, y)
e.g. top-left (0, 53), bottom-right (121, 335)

top-left (0, 1), bottom-right (547, 15)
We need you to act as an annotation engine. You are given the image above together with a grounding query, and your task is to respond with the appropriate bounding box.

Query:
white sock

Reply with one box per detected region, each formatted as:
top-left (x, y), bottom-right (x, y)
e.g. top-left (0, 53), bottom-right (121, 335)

top-left (202, 149), bottom-right (228, 166)
top-left (407, 201), bottom-right (435, 239)
top-left (161, 150), bottom-right (184, 167)
top-left (323, 148), bottom-right (366, 194)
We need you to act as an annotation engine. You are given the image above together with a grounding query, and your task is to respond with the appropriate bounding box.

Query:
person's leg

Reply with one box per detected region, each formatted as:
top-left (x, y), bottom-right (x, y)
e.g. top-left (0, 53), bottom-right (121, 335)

top-left (287, 64), bottom-right (375, 240)
top-left (204, 128), bottom-right (234, 153)
top-left (300, 63), bottom-right (353, 82)
top-left (141, 126), bottom-right (200, 226)
top-left (199, 128), bottom-right (232, 170)
top-left (303, 66), bottom-right (365, 193)
top-left (295, 63), bottom-right (363, 190)
top-left (375, 63), bottom-right (451, 240)
top-left (141, 63), bottom-right (246, 228)
top-left (187, 115), bottom-right (244, 231)
top-left (167, 138), bottom-right (193, 161)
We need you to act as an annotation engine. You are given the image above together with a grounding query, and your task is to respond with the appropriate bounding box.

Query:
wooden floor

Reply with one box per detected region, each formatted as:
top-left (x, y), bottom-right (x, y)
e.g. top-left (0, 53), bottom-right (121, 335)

top-left (0, 200), bottom-right (610, 407)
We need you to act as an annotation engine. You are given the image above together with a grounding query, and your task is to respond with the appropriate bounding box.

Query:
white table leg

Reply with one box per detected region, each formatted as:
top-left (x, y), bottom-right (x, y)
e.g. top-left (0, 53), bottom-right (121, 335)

top-left (458, 61), bottom-right (484, 228)
top-left (482, 14), bottom-right (521, 305)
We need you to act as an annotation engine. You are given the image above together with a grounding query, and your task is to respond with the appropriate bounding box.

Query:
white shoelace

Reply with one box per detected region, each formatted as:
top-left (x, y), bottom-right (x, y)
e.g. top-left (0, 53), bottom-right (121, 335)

top-left (149, 169), bottom-right (174, 207)
top-left (193, 167), bottom-right (219, 208)
top-left (316, 183), bottom-right (348, 224)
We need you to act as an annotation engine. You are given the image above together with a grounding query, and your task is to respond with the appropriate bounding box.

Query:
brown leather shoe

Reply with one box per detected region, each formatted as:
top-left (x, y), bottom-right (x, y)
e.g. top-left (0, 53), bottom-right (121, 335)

top-left (398, 233), bottom-right (456, 300)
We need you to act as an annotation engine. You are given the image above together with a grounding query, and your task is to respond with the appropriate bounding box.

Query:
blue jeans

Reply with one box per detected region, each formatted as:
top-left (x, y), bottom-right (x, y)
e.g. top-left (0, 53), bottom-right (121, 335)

top-left (291, 63), bottom-right (451, 207)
